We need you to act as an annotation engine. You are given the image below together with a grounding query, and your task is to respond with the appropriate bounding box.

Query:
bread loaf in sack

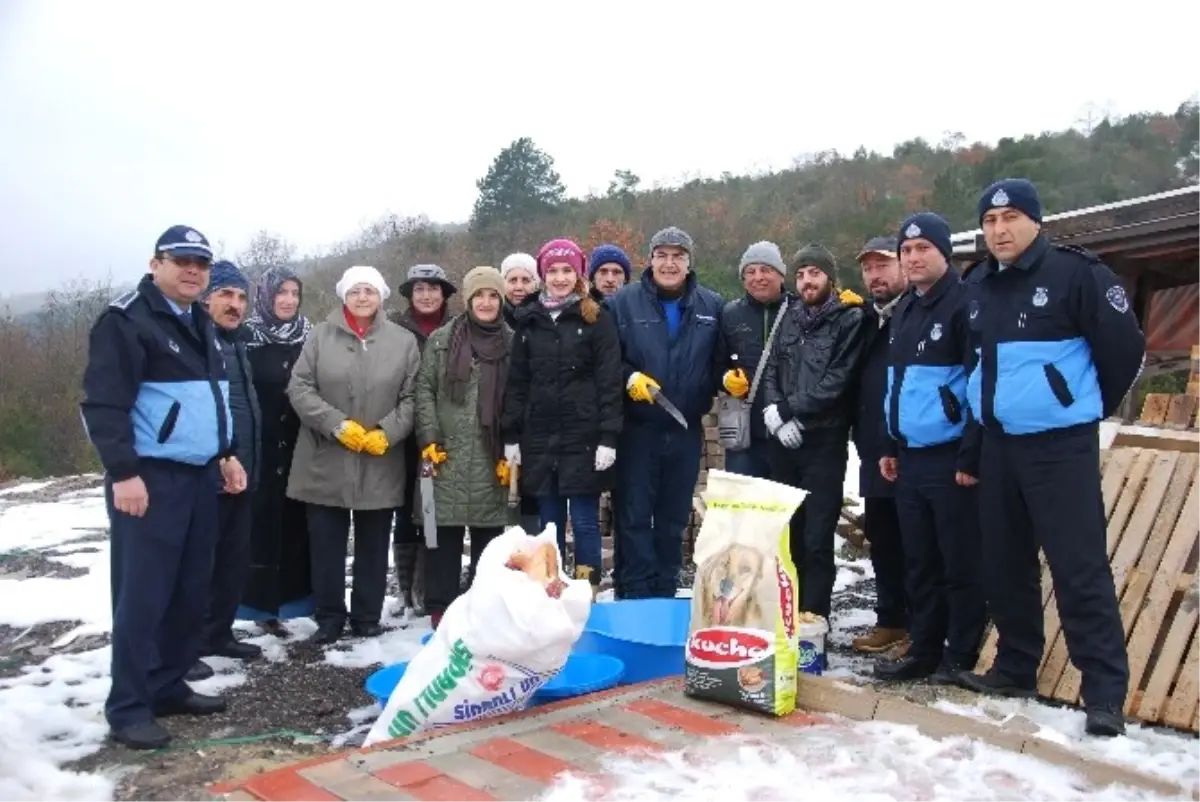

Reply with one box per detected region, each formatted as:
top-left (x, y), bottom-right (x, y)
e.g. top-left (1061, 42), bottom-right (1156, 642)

top-left (365, 524), bottom-right (591, 745)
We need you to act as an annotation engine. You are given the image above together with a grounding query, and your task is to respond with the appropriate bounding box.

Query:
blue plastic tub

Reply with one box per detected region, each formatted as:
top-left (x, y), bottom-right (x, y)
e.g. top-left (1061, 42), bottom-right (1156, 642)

top-left (365, 652), bottom-right (626, 708)
top-left (573, 598), bottom-right (691, 685)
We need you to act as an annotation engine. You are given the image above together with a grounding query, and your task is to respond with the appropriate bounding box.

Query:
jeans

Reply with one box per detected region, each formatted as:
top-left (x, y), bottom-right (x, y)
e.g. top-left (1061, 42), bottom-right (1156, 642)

top-left (538, 478), bottom-right (602, 584)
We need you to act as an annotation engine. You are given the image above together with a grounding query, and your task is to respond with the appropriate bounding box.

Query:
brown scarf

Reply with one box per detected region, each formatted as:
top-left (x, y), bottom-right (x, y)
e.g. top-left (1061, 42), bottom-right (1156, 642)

top-left (445, 312), bottom-right (508, 461)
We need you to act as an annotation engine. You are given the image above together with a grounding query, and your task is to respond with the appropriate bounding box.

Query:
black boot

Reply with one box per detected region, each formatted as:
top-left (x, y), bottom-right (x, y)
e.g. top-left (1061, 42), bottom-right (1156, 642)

top-left (110, 720), bottom-right (171, 750)
top-left (957, 668), bottom-right (1036, 699)
top-left (186, 660), bottom-right (214, 682)
top-left (311, 621), bottom-right (343, 645)
top-left (1085, 705), bottom-right (1126, 737)
top-left (208, 640), bottom-right (263, 660)
top-left (351, 622), bottom-right (383, 638)
top-left (873, 655), bottom-right (938, 682)
top-left (154, 692), bottom-right (228, 717)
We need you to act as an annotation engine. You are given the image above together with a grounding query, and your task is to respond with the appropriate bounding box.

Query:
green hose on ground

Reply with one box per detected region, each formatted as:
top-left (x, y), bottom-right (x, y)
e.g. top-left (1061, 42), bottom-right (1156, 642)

top-left (154, 729), bottom-right (327, 753)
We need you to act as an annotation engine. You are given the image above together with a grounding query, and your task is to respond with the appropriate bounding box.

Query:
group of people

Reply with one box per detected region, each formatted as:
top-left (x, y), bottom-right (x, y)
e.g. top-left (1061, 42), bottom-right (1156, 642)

top-left (80, 176), bottom-right (1145, 750)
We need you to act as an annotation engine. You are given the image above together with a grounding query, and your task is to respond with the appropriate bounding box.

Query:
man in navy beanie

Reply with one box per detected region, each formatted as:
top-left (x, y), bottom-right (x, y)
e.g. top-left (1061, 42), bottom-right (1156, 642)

top-left (588, 244), bottom-right (632, 301)
top-left (199, 260), bottom-right (263, 671)
top-left (957, 178), bottom-right (1145, 737)
top-left (873, 212), bottom-right (986, 685)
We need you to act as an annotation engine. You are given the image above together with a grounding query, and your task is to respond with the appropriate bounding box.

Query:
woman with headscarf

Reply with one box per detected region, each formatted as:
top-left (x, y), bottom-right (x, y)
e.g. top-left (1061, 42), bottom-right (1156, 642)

top-left (240, 266), bottom-right (314, 637)
top-left (387, 264), bottom-right (457, 617)
top-left (501, 239), bottom-right (623, 593)
top-left (286, 266), bottom-right (422, 644)
top-left (498, 252), bottom-right (543, 533)
top-left (415, 266), bottom-right (512, 628)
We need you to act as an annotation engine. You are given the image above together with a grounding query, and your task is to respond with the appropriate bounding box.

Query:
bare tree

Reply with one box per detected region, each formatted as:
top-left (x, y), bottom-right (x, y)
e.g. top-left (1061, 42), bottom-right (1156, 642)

top-left (236, 230), bottom-right (297, 281)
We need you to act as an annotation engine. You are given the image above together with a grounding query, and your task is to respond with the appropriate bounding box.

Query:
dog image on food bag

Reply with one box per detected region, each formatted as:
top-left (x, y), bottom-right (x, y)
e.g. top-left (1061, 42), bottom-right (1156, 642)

top-left (685, 470), bottom-right (808, 717)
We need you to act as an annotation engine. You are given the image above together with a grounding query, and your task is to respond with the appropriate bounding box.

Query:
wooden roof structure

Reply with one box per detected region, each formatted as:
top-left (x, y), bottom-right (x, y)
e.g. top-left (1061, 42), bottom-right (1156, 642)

top-left (951, 185), bottom-right (1199, 292)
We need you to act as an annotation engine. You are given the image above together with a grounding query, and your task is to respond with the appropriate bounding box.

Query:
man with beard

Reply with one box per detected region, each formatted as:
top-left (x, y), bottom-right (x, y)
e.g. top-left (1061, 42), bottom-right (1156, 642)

top-left (849, 236), bottom-right (910, 657)
top-left (198, 261), bottom-right (263, 675)
top-left (762, 244), bottom-right (866, 622)
top-left (875, 215), bottom-right (986, 684)
top-left (719, 241), bottom-right (793, 479)
top-left (607, 226), bottom-right (725, 598)
top-left (958, 179), bottom-right (1144, 737)
top-left (588, 244), bottom-right (632, 302)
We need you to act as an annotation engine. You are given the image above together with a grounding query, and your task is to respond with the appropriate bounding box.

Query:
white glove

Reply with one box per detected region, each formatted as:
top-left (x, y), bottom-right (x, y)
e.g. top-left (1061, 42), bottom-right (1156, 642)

top-left (594, 445), bottom-right (616, 472)
top-left (504, 443), bottom-right (521, 466)
top-left (777, 420), bottom-right (804, 449)
top-left (763, 404), bottom-right (784, 435)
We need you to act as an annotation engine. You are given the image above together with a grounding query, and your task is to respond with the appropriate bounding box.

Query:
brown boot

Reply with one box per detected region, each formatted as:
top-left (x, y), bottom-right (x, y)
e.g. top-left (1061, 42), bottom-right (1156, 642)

top-left (885, 637), bottom-right (911, 660)
top-left (851, 627), bottom-right (907, 654)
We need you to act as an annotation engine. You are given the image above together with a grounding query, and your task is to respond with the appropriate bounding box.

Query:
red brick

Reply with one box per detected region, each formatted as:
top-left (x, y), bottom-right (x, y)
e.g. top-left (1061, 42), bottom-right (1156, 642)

top-left (623, 698), bottom-right (742, 736)
top-left (242, 769), bottom-right (342, 801)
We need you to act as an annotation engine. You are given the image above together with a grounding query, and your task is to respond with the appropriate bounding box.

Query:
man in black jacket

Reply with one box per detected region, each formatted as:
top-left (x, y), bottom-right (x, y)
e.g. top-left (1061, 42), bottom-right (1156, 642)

top-left (850, 236), bottom-right (910, 656)
top-left (200, 260), bottom-right (263, 667)
top-left (80, 225), bottom-right (245, 750)
top-left (875, 214), bottom-right (986, 684)
top-left (762, 244), bottom-right (866, 621)
top-left (959, 179), bottom-right (1145, 737)
top-left (719, 241), bottom-right (793, 479)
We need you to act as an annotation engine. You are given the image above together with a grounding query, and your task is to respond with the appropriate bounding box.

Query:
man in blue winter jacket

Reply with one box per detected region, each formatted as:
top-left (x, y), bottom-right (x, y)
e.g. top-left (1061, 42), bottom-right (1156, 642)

top-left (607, 226), bottom-right (725, 598)
top-left (80, 225), bottom-right (246, 750)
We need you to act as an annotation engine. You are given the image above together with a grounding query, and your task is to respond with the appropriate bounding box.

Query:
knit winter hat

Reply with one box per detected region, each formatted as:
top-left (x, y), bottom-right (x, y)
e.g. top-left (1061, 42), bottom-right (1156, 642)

top-left (588, 244), bottom-right (633, 281)
top-left (647, 226), bottom-right (694, 258)
top-left (399, 263), bottom-right (456, 299)
top-left (335, 265), bottom-right (390, 303)
top-left (500, 252), bottom-right (538, 279)
top-left (978, 178), bottom-right (1043, 224)
top-left (204, 260), bottom-right (249, 297)
top-left (462, 265), bottom-right (505, 302)
top-left (535, 238), bottom-right (586, 279)
top-left (790, 243), bottom-right (837, 278)
top-left (897, 212), bottom-right (953, 263)
top-left (739, 241), bottom-right (786, 278)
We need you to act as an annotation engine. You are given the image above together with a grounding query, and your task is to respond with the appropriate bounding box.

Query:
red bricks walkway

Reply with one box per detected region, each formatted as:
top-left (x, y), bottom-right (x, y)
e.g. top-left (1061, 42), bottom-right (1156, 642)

top-left (212, 679), bottom-right (830, 801)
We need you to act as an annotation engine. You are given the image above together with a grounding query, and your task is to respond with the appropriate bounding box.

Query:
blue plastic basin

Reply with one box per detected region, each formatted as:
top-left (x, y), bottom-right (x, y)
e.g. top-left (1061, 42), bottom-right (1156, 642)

top-left (573, 599), bottom-right (691, 685)
top-left (365, 652), bottom-right (626, 708)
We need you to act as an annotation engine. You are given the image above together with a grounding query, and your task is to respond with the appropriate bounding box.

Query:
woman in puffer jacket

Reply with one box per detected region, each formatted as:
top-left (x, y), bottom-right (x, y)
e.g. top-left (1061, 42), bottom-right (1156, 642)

top-left (501, 239), bottom-right (623, 592)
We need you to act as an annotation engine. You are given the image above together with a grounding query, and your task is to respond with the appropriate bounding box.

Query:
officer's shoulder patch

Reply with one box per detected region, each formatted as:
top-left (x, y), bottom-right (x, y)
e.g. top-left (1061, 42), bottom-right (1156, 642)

top-left (109, 290), bottom-right (140, 311)
top-left (1052, 243), bottom-right (1103, 265)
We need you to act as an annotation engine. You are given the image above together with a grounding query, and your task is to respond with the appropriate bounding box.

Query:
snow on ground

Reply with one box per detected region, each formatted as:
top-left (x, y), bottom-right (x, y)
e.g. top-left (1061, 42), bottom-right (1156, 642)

top-left (0, 480), bottom-right (56, 496)
top-left (540, 718), bottom-right (1174, 802)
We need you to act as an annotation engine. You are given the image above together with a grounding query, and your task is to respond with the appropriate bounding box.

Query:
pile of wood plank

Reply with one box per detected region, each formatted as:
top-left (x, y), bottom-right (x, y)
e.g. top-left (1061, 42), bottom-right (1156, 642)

top-left (1139, 345), bottom-right (1200, 430)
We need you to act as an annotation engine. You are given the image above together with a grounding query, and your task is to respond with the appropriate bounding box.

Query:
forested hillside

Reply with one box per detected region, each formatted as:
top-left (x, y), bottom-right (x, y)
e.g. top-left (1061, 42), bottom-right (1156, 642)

top-left (1, 100), bottom-right (1195, 479)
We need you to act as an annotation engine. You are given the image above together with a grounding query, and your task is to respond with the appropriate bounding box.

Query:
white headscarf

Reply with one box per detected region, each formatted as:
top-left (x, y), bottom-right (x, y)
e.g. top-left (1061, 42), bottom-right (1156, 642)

top-left (499, 252), bottom-right (539, 287)
top-left (335, 265), bottom-right (390, 302)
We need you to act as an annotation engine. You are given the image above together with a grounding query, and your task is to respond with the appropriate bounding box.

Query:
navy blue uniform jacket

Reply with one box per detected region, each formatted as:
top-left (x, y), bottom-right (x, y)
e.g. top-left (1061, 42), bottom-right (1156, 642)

top-left (80, 275), bottom-right (234, 482)
top-left (964, 236), bottom-right (1145, 435)
top-left (606, 269), bottom-right (725, 427)
top-left (883, 269), bottom-right (980, 473)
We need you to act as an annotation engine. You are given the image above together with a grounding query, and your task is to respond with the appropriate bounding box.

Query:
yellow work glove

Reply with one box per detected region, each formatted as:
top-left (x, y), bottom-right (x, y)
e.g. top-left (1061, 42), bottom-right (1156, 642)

top-left (335, 420), bottom-right (369, 452)
top-left (421, 443), bottom-right (448, 465)
top-left (723, 368), bottom-right (750, 398)
top-left (362, 429), bottom-right (389, 456)
top-left (626, 371), bottom-right (661, 404)
top-left (839, 288), bottom-right (864, 306)
top-left (496, 459), bottom-right (511, 487)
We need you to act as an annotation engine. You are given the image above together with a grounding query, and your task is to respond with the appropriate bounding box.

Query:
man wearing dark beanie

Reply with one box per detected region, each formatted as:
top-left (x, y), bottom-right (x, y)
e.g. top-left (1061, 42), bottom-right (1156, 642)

top-left (873, 213), bottom-right (986, 685)
top-left (958, 178), bottom-right (1146, 738)
top-left (760, 242), bottom-right (866, 623)
top-left (588, 244), bottom-right (632, 301)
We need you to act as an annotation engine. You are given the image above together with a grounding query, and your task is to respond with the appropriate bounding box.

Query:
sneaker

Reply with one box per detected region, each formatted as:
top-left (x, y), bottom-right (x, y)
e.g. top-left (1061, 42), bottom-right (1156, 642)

top-left (852, 627), bottom-right (908, 654)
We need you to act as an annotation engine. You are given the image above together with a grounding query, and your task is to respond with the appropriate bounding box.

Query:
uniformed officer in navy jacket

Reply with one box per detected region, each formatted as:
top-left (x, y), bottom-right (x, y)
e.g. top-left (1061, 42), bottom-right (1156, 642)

top-left (958, 179), bottom-right (1145, 737)
top-left (80, 225), bottom-right (247, 750)
top-left (875, 213), bottom-right (987, 684)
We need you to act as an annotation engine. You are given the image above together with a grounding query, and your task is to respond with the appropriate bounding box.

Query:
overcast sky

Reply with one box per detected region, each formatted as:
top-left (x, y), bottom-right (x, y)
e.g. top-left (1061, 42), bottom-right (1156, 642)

top-left (1, 0), bottom-right (1196, 296)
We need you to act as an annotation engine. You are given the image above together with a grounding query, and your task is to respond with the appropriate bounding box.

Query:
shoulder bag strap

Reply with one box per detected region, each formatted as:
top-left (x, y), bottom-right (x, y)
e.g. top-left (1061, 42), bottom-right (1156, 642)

top-left (746, 298), bottom-right (789, 405)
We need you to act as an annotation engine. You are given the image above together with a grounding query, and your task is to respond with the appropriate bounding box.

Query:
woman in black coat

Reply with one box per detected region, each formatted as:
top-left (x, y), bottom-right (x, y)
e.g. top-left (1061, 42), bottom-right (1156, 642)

top-left (501, 239), bottom-right (623, 588)
top-left (240, 267), bottom-right (314, 636)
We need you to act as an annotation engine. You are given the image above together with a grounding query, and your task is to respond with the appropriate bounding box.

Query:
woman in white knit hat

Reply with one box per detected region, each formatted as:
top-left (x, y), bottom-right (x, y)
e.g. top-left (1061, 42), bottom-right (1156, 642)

top-left (286, 265), bottom-right (423, 644)
top-left (500, 252), bottom-right (538, 329)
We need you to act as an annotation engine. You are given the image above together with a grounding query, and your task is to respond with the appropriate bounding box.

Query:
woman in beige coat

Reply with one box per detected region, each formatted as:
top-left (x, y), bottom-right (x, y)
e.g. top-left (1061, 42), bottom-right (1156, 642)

top-left (287, 265), bottom-right (422, 643)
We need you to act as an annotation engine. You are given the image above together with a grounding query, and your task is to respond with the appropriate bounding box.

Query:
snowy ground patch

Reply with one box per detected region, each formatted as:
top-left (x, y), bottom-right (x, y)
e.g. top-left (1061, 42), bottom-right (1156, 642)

top-left (540, 718), bottom-right (1175, 801)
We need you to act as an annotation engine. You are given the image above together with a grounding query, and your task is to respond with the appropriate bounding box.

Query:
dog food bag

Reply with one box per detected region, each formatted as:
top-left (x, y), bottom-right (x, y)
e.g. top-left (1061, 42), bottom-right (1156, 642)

top-left (685, 470), bottom-right (808, 716)
top-left (364, 525), bottom-right (592, 746)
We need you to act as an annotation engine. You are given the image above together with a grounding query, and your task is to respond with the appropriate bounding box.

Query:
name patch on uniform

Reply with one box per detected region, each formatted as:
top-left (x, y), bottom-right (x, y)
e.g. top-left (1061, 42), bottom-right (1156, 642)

top-left (1106, 285), bottom-right (1130, 313)
top-left (1032, 287), bottom-right (1048, 307)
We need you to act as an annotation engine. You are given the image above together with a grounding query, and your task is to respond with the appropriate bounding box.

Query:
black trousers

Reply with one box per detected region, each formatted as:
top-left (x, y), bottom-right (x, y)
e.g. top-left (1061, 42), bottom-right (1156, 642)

top-left (769, 432), bottom-right (848, 620)
top-left (863, 496), bottom-right (909, 630)
top-left (895, 443), bottom-right (987, 667)
top-left (306, 504), bottom-right (392, 629)
top-left (203, 491), bottom-right (253, 652)
top-left (980, 422), bottom-right (1129, 707)
top-left (424, 526), bottom-right (503, 615)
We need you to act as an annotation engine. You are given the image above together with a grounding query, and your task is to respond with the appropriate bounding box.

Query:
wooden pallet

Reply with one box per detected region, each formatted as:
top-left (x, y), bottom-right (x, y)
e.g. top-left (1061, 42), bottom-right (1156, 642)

top-left (973, 447), bottom-right (1200, 733)
top-left (1140, 393), bottom-right (1199, 430)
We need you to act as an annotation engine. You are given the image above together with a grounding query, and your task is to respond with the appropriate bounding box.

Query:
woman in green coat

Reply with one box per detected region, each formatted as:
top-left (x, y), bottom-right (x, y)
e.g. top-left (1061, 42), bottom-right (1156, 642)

top-left (416, 266), bottom-right (512, 627)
